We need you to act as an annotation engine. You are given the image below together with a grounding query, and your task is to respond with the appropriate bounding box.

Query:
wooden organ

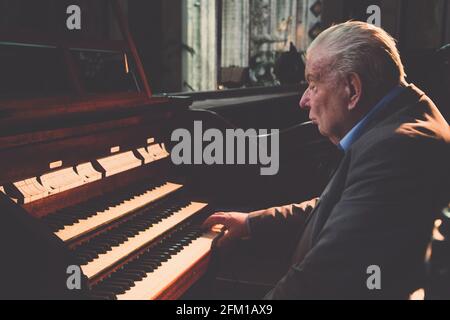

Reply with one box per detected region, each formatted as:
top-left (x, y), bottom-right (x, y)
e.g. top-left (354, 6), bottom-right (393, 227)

top-left (0, 0), bottom-right (223, 300)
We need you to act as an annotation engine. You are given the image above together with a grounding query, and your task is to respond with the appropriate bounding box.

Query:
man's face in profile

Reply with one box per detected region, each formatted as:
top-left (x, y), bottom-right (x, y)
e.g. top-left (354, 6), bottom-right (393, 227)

top-left (299, 48), bottom-right (354, 145)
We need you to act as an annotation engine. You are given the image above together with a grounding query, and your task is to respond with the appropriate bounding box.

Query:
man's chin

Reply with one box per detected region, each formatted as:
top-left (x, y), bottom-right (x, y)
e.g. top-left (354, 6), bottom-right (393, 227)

top-left (316, 124), bottom-right (324, 134)
top-left (311, 120), bottom-right (327, 137)
top-left (317, 126), bottom-right (331, 140)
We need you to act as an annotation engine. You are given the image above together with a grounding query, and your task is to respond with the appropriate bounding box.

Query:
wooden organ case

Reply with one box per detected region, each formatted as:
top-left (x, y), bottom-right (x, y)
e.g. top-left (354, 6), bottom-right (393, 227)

top-left (0, 0), bottom-right (222, 300)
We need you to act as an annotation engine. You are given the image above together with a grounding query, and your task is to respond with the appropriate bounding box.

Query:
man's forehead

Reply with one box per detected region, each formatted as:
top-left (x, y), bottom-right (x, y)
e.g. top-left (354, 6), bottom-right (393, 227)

top-left (305, 60), bottom-right (323, 80)
top-left (305, 53), bottom-right (332, 80)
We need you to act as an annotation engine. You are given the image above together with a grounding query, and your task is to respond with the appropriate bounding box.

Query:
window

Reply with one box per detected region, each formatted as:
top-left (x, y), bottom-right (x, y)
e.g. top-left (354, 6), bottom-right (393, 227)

top-left (181, 0), bottom-right (323, 92)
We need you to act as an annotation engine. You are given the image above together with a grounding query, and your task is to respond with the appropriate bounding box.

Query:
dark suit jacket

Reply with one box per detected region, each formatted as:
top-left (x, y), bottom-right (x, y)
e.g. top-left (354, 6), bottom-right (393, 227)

top-left (247, 84), bottom-right (450, 299)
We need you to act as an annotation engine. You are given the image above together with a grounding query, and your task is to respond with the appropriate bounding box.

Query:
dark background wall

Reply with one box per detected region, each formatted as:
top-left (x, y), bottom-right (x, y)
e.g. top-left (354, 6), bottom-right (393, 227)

top-left (127, 0), bottom-right (183, 94)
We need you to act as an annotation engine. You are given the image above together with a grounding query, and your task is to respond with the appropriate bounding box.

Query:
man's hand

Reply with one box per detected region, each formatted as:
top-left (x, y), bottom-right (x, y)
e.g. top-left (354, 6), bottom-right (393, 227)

top-left (202, 212), bottom-right (249, 247)
top-left (202, 198), bottom-right (319, 248)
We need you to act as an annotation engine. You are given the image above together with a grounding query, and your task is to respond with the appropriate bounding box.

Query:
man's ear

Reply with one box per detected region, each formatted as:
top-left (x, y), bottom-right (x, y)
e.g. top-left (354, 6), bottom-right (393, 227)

top-left (346, 73), bottom-right (362, 111)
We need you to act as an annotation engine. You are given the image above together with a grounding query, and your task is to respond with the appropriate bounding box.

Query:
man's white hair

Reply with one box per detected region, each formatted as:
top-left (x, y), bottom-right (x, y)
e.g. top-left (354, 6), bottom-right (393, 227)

top-left (307, 21), bottom-right (406, 99)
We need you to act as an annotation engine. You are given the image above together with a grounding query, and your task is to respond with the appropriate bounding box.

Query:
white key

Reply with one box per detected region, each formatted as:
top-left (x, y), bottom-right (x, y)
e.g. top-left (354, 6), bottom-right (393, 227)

top-left (13, 180), bottom-right (32, 197)
top-left (26, 179), bottom-right (48, 201)
top-left (81, 202), bottom-right (208, 279)
top-left (41, 168), bottom-right (84, 195)
top-left (76, 162), bottom-right (102, 183)
top-left (26, 178), bottom-right (46, 189)
top-left (98, 151), bottom-right (142, 177)
top-left (160, 143), bottom-right (170, 157)
top-left (148, 144), bottom-right (166, 160)
top-left (116, 231), bottom-right (219, 300)
top-left (137, 147), bottom-right (155, 164)
top-left (55, 182), bottom-right (183, 242)
top-left (13, 177), bottom-right (48, 203)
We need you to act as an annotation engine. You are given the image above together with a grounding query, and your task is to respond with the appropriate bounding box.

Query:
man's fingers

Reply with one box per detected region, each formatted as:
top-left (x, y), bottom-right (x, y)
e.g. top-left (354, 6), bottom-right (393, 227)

top-left (202, 213), bottom-right (229, 229)
top-left (216, 230), bottom-right (233, 248)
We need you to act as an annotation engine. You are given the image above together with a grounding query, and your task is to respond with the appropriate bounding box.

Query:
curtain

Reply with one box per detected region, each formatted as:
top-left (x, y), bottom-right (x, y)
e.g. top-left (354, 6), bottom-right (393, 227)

top-left (182, 0), bottom-right (217, 91)
top-left (221, 0), bottom-right (250, 67)
top-left (249, 0), bottom-right (319, 57)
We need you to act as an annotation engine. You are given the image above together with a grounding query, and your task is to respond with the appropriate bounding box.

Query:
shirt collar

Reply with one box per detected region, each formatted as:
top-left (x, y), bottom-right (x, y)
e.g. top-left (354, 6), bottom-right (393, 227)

top-left (338, 85), bottom-right (406, 152)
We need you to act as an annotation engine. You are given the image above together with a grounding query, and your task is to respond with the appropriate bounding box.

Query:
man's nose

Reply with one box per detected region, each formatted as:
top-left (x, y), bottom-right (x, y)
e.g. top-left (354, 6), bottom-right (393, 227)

top-left (299, 89), bottom-right (310, 110)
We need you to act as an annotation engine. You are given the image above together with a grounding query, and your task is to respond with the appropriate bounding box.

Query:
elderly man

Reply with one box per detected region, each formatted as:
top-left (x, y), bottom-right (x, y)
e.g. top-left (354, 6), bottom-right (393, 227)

top-left (203, 21), bottom-right (450, 299)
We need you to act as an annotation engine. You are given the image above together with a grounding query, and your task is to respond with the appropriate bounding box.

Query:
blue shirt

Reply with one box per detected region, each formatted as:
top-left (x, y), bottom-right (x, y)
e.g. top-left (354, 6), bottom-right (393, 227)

top-left (338, 85), bottom-right (406, 152)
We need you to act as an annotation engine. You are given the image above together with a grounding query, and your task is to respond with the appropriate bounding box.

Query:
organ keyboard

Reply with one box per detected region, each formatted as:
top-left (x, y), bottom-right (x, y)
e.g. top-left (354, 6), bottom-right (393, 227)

top-left (52, 182), bottom-right (184, 242)
top-left (0, 98), bottom-right (223, 299)
top-left (0, 0), bottom-right (222, 300)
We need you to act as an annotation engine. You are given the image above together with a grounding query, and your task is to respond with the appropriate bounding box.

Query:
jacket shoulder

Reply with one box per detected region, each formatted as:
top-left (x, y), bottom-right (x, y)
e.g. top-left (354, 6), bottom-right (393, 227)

top-left (352, 92), bottom-right (449, 160)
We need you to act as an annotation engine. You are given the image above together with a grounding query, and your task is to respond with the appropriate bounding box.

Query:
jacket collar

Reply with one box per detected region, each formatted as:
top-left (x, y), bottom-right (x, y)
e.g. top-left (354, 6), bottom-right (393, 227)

top-left (346, 83), bottom-right (425, 150)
